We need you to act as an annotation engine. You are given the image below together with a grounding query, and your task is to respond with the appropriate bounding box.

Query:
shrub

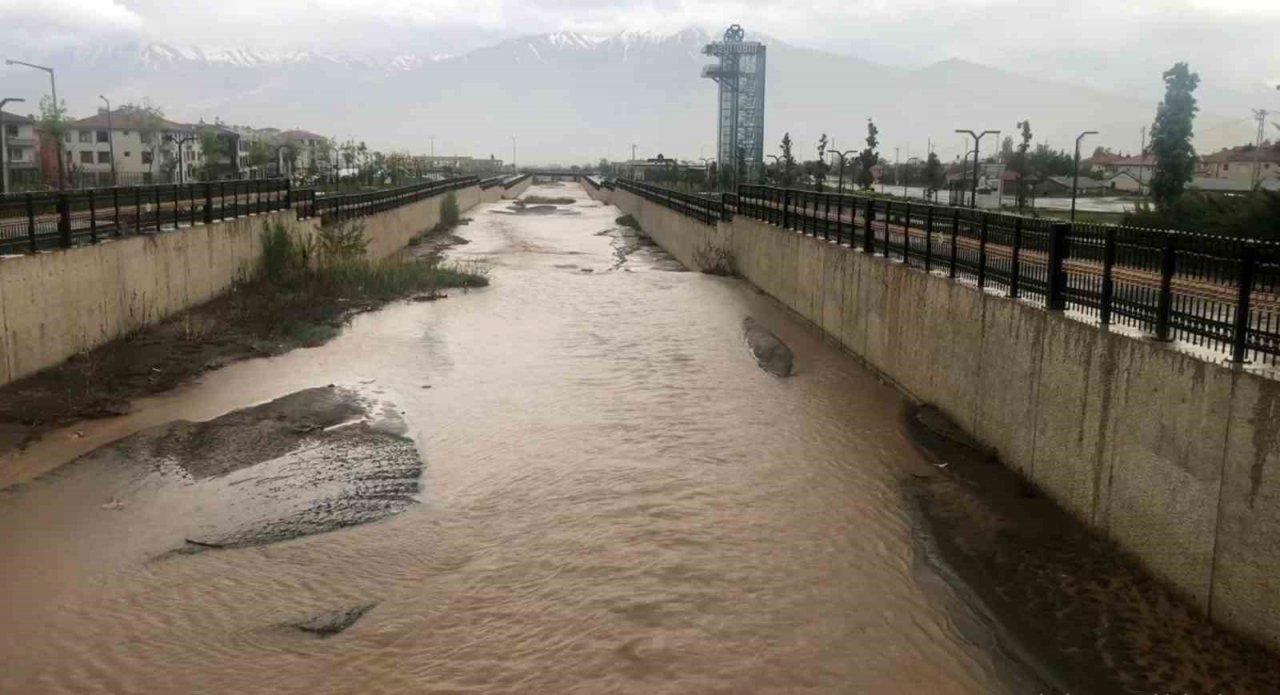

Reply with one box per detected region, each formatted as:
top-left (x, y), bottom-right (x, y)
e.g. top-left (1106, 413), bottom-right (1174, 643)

top-left (440, 192), bottom-right (460, 229)
top-left (315, 220), bottom-right (369, 265)
top-left (260, 220), bottom-right (304, 285)
top-left (693, 239), bottom-right (735, 276)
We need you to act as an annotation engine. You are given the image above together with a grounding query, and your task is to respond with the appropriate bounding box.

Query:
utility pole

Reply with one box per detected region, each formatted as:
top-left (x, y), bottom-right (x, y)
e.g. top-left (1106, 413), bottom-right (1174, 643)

top-left (1251, 109), bottom-right (1269, 189)
top-left (0, 97), bottom-right (25, 195)
top-left (100, 95), bottom-right (117, 186)
top-left (955, 129), bottom-right (999, 208)
top-left (511, 136), bottom-right (516, 172)
top-left (7, 59), bottom-right (63, 189)
top-left (1071, 130), bottom-right (1099, 221)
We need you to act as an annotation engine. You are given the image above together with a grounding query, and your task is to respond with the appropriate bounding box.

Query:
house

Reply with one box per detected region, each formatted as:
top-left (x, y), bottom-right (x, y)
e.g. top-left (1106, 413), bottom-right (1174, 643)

top-left (0, 110), bottom-right (40, 192)
top-left (278, 129), bottom-right (330, 178)
top-left (1201, 144), bottom-right (1280, 186)
top-left (65, 109), bottom-right (205, 186)
top-left (1028, 175), bottom-right (1109, 197)
top-left (1090, 153), bottom-right (1155, 193)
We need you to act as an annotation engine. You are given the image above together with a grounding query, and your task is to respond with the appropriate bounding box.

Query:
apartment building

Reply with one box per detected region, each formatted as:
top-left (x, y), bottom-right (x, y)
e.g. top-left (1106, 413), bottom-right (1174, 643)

top-left (0, 110), bottom-right (39, 192)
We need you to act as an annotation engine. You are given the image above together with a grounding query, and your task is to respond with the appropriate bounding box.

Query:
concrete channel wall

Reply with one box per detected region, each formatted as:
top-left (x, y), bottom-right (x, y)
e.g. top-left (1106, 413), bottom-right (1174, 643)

top-left (0, 185), bottom-right (484, 387)
top-left (588, 183), bottom-right (1280, 651)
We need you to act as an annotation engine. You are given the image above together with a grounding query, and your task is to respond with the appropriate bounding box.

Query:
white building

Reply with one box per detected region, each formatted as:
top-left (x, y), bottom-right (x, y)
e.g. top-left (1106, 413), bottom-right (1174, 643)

top-left (65, 109), bottom-right (207, 185)
top-left (0, 110), bottom-right (39, 192)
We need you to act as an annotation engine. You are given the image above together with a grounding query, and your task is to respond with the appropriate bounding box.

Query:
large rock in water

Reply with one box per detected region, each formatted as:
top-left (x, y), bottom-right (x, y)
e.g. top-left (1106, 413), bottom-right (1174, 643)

top-left (742, 318), bottom-right (794, 377)
top-left (68, 386), bottom-right (424, 555)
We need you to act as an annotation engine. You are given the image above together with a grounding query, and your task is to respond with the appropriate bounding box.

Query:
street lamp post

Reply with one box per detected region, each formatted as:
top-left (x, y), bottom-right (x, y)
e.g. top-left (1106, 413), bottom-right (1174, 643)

top-left (955, 129), bottom-right (999, 208)
top-left (100, 95), bottom-right (117, 186)
top-left (511, 136), bottom-right (517, 172)
top-left (1071, 130), bottom-right (1099, 222)
top-left (0, 97), bottom-right (26, 195)
top-left (7, 59), bottom-right (63, 189)
top-left (829, 149), bottom-right (856, 194)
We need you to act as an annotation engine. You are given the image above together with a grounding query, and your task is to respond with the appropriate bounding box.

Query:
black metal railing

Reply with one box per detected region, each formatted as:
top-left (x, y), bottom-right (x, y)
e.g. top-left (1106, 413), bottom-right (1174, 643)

top-left (502, 174), bottom-right (531, 189)
top-left (614, 178), bottom-right (726, 225)
top-left (582, 176), bottom-right (602, 191)
top-left (733, 184), bottom-right (1280, 366)
top-left (0, 179), bottom-right (292, 254)
top-left (295, 176), bottom-right (477, 223)
top-left (479, 176), bottom-right (506, 189)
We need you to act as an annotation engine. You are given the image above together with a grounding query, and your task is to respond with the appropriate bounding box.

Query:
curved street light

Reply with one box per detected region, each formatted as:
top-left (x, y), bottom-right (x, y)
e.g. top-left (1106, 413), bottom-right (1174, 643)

top-left (100, 95), bottom-right (117, 186)
top-left (828, 149), bottom-right (857, 194)
top-left (7, 59), bottom-right (63, 189)
top-left (1071, 130), bottom-right (1099, 221)
top-left (955, 129), bottom-right (999, 208)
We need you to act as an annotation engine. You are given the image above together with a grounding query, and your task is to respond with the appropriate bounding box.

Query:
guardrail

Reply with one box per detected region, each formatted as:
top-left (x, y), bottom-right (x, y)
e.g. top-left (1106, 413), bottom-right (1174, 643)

top-left (479, 176), bottom-right (506, 189)
top-left (295, 176), bottom-right (478, 223)
top-left (0, 179), bottom-right (291, 254)
top-left (614, 178), bottom-right (726, 226)
top-left (735, 184), bottom-right (1280, 366)
top-left (502, 174), bottom-right (531, 189)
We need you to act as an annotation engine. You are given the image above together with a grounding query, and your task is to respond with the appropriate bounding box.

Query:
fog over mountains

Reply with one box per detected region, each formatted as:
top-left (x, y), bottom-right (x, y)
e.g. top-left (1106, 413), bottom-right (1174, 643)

top-left (8, 27), bottom-right (1261, 165)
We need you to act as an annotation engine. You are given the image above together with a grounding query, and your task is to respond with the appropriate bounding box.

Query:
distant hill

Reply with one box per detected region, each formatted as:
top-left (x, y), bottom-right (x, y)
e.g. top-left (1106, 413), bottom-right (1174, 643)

top-left (5, 29), bottom-right (1257, 165)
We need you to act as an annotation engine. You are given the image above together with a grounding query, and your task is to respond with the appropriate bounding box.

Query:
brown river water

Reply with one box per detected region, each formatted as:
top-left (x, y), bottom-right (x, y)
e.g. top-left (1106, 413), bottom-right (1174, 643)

top-left (0, 183), bottom-right (1045, 694)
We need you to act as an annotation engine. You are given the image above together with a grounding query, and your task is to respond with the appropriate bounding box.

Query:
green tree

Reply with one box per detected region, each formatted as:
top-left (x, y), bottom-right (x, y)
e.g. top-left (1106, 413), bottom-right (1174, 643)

top-left (856, 118), bottom-right (879, 190)
top-left (1149, 62), bottom-right (1200, 208)
top-left (197, 126), bottom-right (233, 180)
top-left (779, 133), bottom-right (797, 187)
top-left (1014, 120), bottom-right (1033, 208)
top-left (999, 136), bottom-right (1015, 163)
top-left (245, 139), bottom-right (272, 175)
top-left (37, 95), bottom-right (68, 187)
top-left (924, 152), bottom-right (943, 199)
top-left (813, 133), bottom-right (830, 191)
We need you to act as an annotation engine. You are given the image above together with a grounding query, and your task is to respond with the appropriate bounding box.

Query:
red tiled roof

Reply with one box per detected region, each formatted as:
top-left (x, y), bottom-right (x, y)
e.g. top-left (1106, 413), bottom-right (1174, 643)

top-left (1202, 145), bottom-right (1280, 164)
top-left (70, 109), bottom-right (191, 132)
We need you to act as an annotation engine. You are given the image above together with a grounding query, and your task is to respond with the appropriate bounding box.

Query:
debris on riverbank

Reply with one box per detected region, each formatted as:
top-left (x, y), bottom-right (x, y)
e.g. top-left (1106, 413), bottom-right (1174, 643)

top-left (742, 318), bottom-right (794, 377)
top-left (0, 220), bottom-right (486, 454)
top-left (904, 403), bottom-right (1280, 695)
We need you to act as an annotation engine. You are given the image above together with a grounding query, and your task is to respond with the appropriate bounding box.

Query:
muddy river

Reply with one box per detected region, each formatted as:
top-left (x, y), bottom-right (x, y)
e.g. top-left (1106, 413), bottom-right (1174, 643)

top-left (0, 183), bottom-right (1044, 693)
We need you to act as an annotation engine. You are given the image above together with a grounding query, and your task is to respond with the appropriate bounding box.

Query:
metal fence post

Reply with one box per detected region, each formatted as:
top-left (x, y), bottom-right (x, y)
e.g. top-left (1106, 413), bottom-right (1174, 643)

top-left (884, 201), bottom-right (893, 257)
top-left (113, 188), bottom-right (121, 237)
top-left (924, 206), bottom-right (933, 272)
top-left (1047, 222), bottom-right (1070, 311)
top-left (823, 194), bottom-right (831, 240)
top-left (903, 203), bottom-right (913, 265)
top-left (863, 198), bottom-right (874, 254)
top-left (26, 193), bottom-right (37, 253)
top-left (1230, 245), bottom-right (1258, 362)
top-left (57, 192), bottom-right (72, 247)
top-left (1099, 226), bottom-right (1117, 324)
top-left (1009, 217), bottom-right (1023, 299)
top-left (949, 210), bottom-right (959, 279)
top-left (1153, 236), bottom-right (1177, 340)
top-left (783, 190), bottom-right (791, 230)
top-left (977, 213), bottom-right (989, 288)
top-left (284, 179), bottom-right (292, 212)
top-left (204, 183), bottom-right (214, 224)
top-left (89, 190), bottom-right (98, 243)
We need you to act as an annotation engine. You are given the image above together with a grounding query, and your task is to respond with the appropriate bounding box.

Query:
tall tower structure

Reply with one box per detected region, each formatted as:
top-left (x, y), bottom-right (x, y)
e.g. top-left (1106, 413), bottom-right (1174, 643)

top-left (702, 24), bottom-right (766, 184)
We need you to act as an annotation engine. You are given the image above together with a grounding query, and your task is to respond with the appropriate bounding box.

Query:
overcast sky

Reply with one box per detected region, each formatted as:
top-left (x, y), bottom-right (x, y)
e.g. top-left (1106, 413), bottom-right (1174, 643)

top-left (4, 0), bottom-right (1278, 100)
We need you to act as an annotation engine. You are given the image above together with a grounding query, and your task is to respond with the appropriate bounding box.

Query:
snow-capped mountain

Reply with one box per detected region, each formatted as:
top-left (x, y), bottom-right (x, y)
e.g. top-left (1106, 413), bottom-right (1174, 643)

top-left (3, 28), bottom-right (1257, 165)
